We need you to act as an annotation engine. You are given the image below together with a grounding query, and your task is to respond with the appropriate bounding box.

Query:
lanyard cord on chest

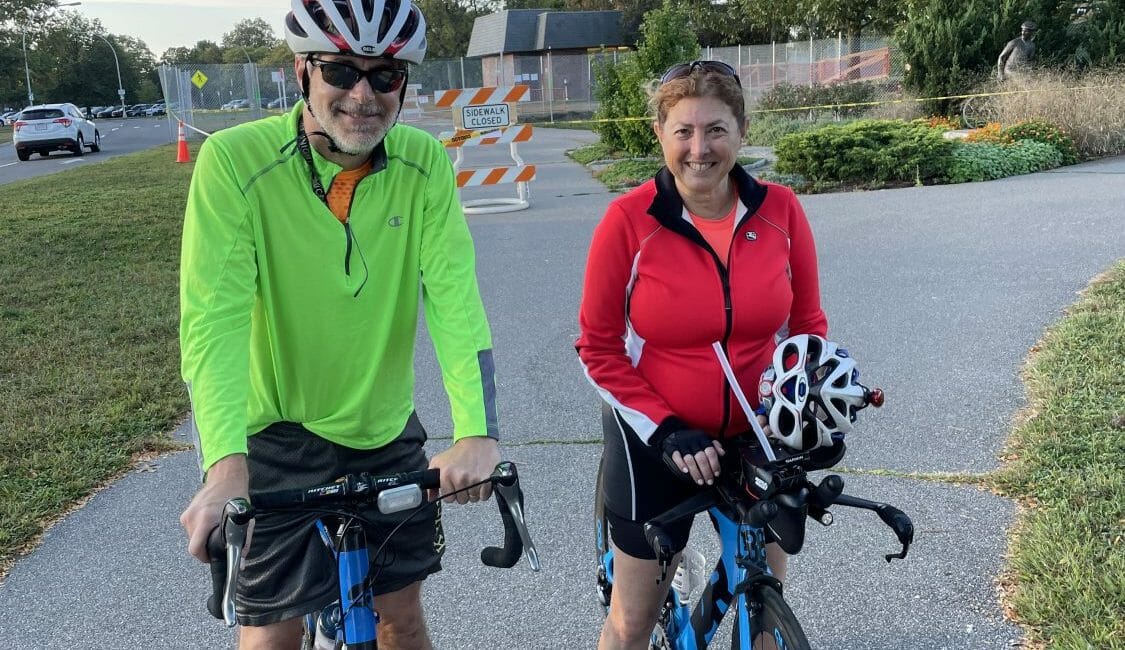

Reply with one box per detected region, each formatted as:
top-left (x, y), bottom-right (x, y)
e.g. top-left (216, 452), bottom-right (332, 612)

top-left (295, 119), bottom-right (329, 205)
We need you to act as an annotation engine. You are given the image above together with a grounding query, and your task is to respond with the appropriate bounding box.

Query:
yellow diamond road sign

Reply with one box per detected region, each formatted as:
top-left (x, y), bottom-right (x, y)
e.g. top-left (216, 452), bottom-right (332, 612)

top-left (191, 71), bottom-right (208, 89)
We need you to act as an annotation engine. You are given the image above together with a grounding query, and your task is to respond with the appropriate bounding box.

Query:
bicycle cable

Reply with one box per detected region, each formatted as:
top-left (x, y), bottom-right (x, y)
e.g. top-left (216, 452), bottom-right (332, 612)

top-left (359, 477), bottom-right (494, 596)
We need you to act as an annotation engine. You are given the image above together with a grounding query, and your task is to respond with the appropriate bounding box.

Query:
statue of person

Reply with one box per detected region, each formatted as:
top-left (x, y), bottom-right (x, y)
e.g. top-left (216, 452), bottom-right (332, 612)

top-left (998, 20), bottom-right (1037, 81)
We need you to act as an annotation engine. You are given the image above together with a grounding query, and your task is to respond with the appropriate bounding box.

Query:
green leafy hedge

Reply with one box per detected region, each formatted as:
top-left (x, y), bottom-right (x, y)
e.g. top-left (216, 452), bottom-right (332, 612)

top-left (946, 140), bottom-right (1064, 183)
top-left (774, 119), bottom-right (954, 185)
top-left (746, 114), bottom-right (853, 147)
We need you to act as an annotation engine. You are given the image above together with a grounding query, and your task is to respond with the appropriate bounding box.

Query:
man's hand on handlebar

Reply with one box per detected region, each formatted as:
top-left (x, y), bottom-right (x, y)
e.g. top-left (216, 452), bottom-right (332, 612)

top-left (428, 436), bottom-right (500, 504)
top-left (180, 453), bottom-right (252, 563)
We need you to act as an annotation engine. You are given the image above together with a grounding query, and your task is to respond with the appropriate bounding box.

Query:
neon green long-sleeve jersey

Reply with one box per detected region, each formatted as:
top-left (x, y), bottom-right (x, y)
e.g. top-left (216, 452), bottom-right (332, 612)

top-left (180, 104), bottom-right (497, 473)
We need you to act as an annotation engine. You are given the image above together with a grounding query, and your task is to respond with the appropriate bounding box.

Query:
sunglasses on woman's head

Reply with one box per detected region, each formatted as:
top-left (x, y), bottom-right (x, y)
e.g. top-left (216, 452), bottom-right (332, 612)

top-left (660, 60), bottom-right (741, 87)
top-left (308, 57), bottom-right (407, 93)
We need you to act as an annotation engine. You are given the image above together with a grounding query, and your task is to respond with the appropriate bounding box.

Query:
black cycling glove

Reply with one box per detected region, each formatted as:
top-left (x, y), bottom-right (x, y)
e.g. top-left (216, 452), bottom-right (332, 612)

top-left (649, 418), bottom-right (713, 481)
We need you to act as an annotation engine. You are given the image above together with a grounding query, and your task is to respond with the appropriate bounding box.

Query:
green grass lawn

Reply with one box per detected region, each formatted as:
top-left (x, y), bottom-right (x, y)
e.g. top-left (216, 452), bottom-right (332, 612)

top-left (992, 261), bottom-right (1125, 648)
top-left (0, 124), bottom-right (11, 145)
top-left (0, 144), bottom-right (198, 565)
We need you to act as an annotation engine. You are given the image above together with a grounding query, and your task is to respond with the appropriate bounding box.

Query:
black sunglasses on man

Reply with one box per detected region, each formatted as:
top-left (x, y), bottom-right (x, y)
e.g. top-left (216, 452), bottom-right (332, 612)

top-left (308, 56), bottom-right (408, 94)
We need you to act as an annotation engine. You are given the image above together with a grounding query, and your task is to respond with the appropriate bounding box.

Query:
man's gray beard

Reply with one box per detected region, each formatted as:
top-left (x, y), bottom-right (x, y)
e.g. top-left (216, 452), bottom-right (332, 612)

top-left (324, 121), bottom-right (388, 155)
top-left (319, 105), bottom-right (392, 155)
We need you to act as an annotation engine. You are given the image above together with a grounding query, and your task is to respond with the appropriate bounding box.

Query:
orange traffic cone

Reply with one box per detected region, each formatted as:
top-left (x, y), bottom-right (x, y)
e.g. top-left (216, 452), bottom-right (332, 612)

top-left (176, 120), bottom-right (191, 163)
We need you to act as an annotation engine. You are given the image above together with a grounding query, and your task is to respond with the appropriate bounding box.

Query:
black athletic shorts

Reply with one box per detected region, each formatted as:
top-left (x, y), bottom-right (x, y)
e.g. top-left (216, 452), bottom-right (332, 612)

top-left (235, 415), bottom-right (443, 626)
top-left (598, 404), bottom-right (710, 560)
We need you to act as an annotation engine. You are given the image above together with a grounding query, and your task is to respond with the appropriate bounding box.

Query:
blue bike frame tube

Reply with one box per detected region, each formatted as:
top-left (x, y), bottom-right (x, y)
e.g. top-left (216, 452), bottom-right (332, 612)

top-left (339, 524), bottom-right (377, 649)
top-left (731, 517), bottom-right (769, 649)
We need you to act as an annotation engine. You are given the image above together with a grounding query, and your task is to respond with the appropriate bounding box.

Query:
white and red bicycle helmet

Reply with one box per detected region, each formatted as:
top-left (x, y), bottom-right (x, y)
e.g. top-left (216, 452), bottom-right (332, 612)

top-left (285, 0), bottom-right (428, 64)
top-left (758, 334), bottom-right (872, 451)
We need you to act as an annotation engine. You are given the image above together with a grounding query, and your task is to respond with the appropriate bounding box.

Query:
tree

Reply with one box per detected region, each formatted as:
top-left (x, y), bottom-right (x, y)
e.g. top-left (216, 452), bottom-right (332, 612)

top-left (1004, 0), bottom-right (1125, 68)
top-left (593, 0), bottom-right (699, 155)
top-left (0, 0), bottom-right (62, 107)
top-left (895, 0), bottom-right (1011, 112)
top-left (416, 0), bottom-right (491, 58)
top-left (221, 18), bottom-right (280, 51)
top-left (724, 0), bottom-right (903, 50)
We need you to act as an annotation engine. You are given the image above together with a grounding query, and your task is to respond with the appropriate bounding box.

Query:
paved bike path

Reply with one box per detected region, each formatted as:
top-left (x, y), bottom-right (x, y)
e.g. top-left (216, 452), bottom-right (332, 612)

top-left (2, 132), bottom-right (1122, 648)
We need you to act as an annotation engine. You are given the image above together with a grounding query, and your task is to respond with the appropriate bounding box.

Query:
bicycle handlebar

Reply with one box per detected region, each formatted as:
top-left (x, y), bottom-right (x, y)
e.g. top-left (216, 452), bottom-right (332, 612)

top-left (642, 444), bottom-right (914, 568)
top-left (204, 462), bottom-right (539, 627)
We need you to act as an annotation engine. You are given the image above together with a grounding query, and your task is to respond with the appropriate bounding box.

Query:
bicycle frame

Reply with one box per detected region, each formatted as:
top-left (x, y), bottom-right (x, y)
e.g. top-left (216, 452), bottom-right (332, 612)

top-left (303, 518), bottom-right (379, 649)
top-left (594, 441), bottom-right (913, 650)
top-left (598, 503), bottom-right (776, 649)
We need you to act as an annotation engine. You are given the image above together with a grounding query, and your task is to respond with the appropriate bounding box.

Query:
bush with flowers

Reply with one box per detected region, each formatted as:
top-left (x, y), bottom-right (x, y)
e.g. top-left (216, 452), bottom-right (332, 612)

top-left (964, 122), bottom-right (1013, 145)
top-left (1001, 120), bottom-right (1078, 165)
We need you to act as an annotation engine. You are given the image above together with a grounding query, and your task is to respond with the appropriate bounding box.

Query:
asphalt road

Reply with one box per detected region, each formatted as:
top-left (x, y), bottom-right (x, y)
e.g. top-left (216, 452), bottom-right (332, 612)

top-left (1, 126), bottom-right (1123, 649)
top-left (0, 116), bottom-right (176, 185)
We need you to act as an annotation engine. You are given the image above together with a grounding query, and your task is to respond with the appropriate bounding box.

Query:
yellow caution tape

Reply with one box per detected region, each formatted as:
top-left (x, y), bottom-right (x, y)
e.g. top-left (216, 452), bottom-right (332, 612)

top-left (531, 84), bottom-right (1125, 126)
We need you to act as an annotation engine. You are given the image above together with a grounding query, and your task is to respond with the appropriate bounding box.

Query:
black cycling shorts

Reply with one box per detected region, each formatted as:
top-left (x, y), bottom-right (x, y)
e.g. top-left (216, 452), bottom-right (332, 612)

top-left (598, 404), bottom-right (709, 560)
top-left (235, 416), bottom-right (443, 626)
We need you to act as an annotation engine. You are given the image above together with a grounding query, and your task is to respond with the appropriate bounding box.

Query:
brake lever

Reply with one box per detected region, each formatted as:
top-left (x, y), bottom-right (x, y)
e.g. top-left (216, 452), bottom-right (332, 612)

top-left (488, 462), bottom-right (541, 571)
top-left (218, 498), bottom-right (252, 626)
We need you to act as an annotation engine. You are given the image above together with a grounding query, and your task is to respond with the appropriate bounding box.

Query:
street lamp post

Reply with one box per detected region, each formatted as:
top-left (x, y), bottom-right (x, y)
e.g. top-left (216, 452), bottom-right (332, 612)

top-left (22, 31), bottom-right (34, 106)
top-left (21, 2), bottom-right (83, 107)
top-left (95, 34), bottom-right (127, 118)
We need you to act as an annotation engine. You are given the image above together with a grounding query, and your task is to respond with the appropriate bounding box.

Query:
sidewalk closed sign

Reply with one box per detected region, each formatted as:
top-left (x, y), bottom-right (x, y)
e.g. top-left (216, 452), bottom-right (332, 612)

top-left (461, 103), bottom-right (510, 129)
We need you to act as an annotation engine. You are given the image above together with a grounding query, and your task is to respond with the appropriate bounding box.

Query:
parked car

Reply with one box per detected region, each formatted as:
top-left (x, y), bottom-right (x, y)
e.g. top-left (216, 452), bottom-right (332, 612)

top-left (1, 110), bottom-right (22, 126)
top-left (221, 98), bottom-right (251, 110)
top-left (86, 106), bottom-right (107, 119)
top-left (12, 103), bottom-right (100, 161)
top-left (126, 103), bottom-right (150, 117)
top-left (95, 105), bottom-right (118, 119)
top-left (145, 103), bottom-right (166, 117)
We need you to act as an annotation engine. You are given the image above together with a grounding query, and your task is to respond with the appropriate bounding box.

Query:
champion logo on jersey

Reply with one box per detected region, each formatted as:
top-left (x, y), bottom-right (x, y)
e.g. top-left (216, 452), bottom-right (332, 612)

top-left (745, 231), bottom-right (758, 241)
top-left (387, 216), bottom-right (404, 228)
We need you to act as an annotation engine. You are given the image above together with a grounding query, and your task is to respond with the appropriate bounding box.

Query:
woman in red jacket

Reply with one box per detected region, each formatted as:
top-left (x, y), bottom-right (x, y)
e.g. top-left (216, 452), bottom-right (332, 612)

top-left (576, 61), bottom-right (828, 650)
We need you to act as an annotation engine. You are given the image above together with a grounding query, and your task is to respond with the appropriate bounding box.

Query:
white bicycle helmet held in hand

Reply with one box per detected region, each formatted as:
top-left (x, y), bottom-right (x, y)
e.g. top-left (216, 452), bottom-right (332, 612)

top-left (285, 0), bottom-right (428, 63)
top-left (757, 334), bottom-right (882, 451)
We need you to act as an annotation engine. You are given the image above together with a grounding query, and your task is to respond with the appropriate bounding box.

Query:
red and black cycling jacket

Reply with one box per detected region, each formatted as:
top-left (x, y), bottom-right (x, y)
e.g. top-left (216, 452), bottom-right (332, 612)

top-left (576, 164), bottom-right (827, 445)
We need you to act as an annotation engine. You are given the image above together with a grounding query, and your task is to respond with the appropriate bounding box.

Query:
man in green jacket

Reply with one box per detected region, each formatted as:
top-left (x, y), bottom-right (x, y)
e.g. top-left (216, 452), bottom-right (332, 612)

top-left (177, 1), bottom-right (499, 647)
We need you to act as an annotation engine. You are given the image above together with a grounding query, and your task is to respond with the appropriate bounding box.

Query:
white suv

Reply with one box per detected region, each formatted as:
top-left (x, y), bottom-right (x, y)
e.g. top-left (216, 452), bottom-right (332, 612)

top-left (13, 103), bottom-right (101, 161)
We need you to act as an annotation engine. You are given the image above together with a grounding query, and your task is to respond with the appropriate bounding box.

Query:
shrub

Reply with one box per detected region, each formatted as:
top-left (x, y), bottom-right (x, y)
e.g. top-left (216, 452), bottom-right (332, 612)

top-left (946, 139), bottom-right (1064, 183)
top-left (745, 114), bottom-right (851, 147)
top-left (1001, 119), bottom-right (1079, 165)
top-left (917, 115), bottom-right (961, 131)
top-left (964, 122), bottom-right (1013, 145)
top-left (593, 58), bottom-right (658, 157)
top-left (774, 119), bottom-right (954, 186)
top-left (592, 0), bottom-right (699, 157)
top-left (895, 0), bottom-right (1012, 114)
top-left (967, 68), bottom-right (1125, 160)
top-left (757, 81), bottom-right (882, 118)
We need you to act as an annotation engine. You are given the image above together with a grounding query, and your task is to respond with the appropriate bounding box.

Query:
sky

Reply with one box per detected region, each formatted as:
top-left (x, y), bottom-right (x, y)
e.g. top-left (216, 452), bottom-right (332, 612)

top-left (75, 0), bottom-right (288, 58)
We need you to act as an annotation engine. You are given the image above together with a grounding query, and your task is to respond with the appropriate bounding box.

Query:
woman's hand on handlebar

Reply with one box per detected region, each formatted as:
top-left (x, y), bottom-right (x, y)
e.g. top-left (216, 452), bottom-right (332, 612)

top-left (180, 453), bottom-right (252, 563)
top-left (428, 436), bottom-right (500, 504)
top-left (658, 428), bottom-right (725, 486)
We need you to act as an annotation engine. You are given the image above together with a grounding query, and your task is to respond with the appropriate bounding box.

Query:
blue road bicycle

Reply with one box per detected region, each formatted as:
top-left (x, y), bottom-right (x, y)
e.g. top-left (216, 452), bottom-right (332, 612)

top-left (206, 461), bottom-right (539, 650)
top-left (594, 406), bottom-right (914, 649)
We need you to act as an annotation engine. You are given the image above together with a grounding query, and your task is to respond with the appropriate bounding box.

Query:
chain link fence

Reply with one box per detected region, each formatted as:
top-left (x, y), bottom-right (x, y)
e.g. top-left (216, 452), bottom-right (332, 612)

top-left (158, 38), bottom-right (905, 139)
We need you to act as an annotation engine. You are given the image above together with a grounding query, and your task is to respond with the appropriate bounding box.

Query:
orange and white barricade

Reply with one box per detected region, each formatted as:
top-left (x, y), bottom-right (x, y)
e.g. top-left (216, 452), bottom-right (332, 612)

top-left (400, 83), bottom-right (424, 122)
top-left (435, 85), bottom-right (534, 214)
